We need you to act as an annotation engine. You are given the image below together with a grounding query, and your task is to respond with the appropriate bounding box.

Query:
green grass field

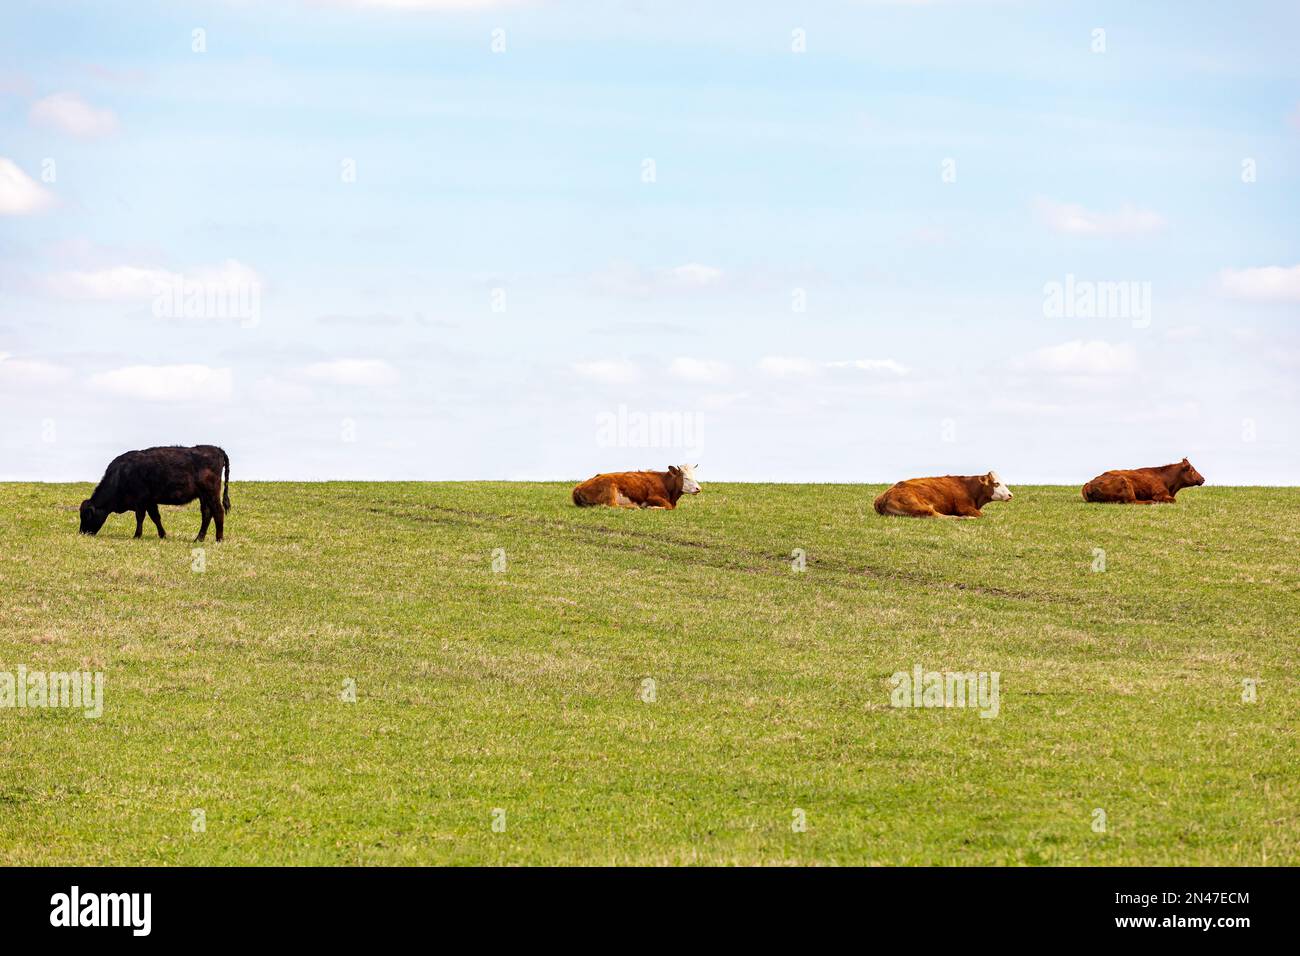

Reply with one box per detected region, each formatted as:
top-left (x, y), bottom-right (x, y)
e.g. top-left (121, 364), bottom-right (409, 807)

top-left (1, 481), bottom-right (1296, 865)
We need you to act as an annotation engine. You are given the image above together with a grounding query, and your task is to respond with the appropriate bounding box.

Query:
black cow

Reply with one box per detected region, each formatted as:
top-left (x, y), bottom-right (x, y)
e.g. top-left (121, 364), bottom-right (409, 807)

top-left (79, 445), bottom-right (231, 541)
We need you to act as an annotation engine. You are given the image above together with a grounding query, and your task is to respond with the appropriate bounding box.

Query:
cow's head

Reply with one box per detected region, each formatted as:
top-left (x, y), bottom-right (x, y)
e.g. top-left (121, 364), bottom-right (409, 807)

top-left (670, 464), bottom-right (702, 494)
top-left (1180, 458), bottom-right (1205, 487)
top-left (79, 499), bottom-right (108, 535)
top-left (984, 471), bottom-right (1013, 501)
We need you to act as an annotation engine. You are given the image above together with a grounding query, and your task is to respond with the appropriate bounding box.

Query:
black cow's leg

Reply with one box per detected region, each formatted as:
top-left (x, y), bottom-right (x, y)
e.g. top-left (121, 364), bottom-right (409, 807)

top-left (133, 509), bottom-right (145, 538)
top-left (196, 500), bottom-right (211, 542)
top-left (148, 504), bottom-right (166, 539)
top-left (212, 493), bottom-right (224, 542)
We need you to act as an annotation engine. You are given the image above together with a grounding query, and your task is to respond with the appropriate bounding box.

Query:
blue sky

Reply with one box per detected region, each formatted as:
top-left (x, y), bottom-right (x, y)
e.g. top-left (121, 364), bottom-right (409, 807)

top-left (2, 0), bottom-right (1297, 483)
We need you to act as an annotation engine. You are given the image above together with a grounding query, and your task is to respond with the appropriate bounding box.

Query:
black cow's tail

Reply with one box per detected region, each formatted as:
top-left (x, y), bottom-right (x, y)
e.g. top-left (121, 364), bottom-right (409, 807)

top-left (222, 449), bottom-right (231, 512)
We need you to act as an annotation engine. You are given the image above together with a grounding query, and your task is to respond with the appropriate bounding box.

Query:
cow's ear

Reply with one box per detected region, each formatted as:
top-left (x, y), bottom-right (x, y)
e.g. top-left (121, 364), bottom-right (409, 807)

top-left (668, 465), bottom-right (681, 475)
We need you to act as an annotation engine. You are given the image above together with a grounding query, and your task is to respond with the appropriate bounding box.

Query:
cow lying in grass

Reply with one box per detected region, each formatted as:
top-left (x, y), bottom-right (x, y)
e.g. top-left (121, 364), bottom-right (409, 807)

top-left (874, 472), bottom-right (1013, 519)
top-left (80, 444), bottom-right (231, 541)
top-left (572, 464), bottom-right (701, 509)
top-left (1081, 458), bottom-right (1204, 504)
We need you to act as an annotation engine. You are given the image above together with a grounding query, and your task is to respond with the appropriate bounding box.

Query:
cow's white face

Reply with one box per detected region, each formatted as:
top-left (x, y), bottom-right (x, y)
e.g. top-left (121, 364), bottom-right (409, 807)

top-left (988, 471), bottom-right (1013, 501)
top-left (678, 463), bottom-right (701, 494)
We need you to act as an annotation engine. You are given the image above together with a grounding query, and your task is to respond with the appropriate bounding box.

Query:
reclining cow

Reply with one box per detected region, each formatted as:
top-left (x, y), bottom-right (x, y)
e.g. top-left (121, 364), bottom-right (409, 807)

top-left (572, 464), bottom-right (701, 509)
top-left (1081, 458), bottom-right (1204, 504)
top-left (874, 472), bottom-right (1013, 518)
top-left (79, 445), bottom-right (231, 541)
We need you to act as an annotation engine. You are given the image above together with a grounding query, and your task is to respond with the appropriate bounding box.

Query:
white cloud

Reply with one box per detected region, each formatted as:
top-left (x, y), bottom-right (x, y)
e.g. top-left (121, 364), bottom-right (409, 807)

top-left (826, 358), bottom-right (910, 375)
top-left (758, 356), bottom-right (819, 378)
top-left (760, 356), bottom-right (909, 378)
top-left (0, 353), bottom-right (72, 387)
top-left (0, 157), bottom-right (54, 215)
top-left (572, 359), bottom-right (642, 385)
top-left (30, 92), bottom-right (119, 138)
top-left (669, 357), bottom-right (731, 383)
top-left (300, 359), bottom-right (400, 387)
top-left (41, 259), bottom-right (262, 302)
top-left (663, 263), bottom-right (723, 286)
top-left (1034, 198), bottom-right (1165, 236)
top-left (89, 364), bottom-right (233, 402)
top-left (590, 262), bottom-right (724, 298)
top-left (194, 259), bottom-right (261, 287)
top-left (1016, 340), bottom-right (1137, 375)
top-left (1218, 264), bottom-right (1300, 303)
top-left (44, 265), bottom-right (174, 300)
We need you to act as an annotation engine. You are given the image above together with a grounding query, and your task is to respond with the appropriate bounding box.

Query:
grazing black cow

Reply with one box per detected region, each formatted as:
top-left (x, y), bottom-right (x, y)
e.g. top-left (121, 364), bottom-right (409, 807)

top-left (79, 445), bottom-right (231, 541)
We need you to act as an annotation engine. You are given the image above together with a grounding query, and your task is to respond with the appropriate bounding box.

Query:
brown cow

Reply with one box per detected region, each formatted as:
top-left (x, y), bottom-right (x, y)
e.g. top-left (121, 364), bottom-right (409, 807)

top-left (572, 464), bottom-right (701, 509)
top-left (1081, 458), bottom-right (1204, 504)
top-left (874, 472), bottom-right (1013, 519)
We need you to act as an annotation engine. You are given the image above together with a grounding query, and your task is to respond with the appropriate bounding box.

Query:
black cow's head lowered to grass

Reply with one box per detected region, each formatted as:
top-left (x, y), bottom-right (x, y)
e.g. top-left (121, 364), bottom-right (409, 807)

top-left (79, 499), bottom-right (109, 535)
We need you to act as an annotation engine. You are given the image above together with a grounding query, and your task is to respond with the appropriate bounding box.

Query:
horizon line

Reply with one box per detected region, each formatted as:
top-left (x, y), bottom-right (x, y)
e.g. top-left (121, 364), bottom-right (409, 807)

top-left (4, 478), bottom-right (1296, 488)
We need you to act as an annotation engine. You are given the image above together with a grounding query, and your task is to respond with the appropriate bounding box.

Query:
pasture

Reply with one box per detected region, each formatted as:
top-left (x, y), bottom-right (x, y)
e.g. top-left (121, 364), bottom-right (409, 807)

top-left (0, 481), bottom-right (1296, 865)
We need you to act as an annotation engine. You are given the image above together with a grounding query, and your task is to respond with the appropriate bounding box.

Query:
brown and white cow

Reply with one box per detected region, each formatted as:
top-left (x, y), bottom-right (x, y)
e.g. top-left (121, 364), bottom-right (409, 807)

top-left (1081, 458), bottom-right (1204, 504)
top-left (572, 464), bottom-right (701, 509)
top-left (873, 472), bottom-right (1013, 519)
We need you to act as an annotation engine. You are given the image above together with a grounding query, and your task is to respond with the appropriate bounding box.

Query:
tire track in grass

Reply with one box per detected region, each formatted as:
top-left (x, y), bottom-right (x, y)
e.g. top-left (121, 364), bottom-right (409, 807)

top-left (362, 503), bottom-right (1124, 613)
